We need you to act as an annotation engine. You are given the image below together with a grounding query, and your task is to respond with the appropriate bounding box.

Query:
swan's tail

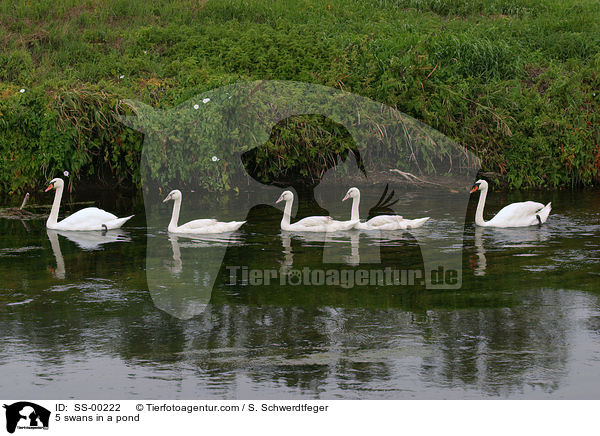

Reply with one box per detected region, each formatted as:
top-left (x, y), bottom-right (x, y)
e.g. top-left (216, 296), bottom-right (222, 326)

top-left (104, 215), bottom-right (134, 230)
top-left (405, 217), bottom-right (430, 229)
top-left (536, 203), bottom-right (552, 224)
top-left (228, 221), bottom-right (246, 232)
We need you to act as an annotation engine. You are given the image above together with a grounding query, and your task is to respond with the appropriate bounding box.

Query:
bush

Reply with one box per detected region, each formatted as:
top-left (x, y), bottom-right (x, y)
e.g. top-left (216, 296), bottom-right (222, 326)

top-left (0, 0), bottom-right (598, 193)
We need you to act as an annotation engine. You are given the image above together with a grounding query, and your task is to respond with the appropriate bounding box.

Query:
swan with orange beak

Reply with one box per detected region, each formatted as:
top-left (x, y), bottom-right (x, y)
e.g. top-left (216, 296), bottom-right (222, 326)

top-left (44, 178), bottom-right (133, 231)
top-left (470, 179), bottom-right (551, 227)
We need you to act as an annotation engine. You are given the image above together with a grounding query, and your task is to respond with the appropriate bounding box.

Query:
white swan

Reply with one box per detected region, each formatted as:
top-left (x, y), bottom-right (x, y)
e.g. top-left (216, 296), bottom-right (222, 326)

top-left (276, 190), bottom-right (358, 232)
top-left (342, 187), bottom-right (429, 230)
top-left (45, 178), bottom-right (133, 231)
top-left (470, 179), bottom-right (551, 227)
top-left (163, 189), bottom-right (245, 234)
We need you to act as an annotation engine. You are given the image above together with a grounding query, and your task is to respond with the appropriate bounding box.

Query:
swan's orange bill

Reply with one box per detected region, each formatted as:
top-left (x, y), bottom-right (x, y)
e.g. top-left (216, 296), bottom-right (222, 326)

top-left (44, 184), bottom-right (54, 192)
top-left (470, 186), bottom-right (479, 193)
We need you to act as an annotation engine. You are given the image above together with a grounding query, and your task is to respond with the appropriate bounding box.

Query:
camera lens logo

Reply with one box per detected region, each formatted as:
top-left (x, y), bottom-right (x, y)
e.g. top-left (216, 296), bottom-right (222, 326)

top-left (3, 402), bottom-right (50, 434)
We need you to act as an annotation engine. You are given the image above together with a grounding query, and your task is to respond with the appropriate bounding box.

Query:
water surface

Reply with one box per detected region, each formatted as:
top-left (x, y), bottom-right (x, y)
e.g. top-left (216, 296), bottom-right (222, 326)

top-left (1, 189), bottom-right (599, 399)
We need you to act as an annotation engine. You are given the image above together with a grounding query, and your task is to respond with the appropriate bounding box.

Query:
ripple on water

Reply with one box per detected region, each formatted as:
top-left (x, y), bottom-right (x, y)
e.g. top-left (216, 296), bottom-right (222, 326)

top-left (6, 298), bottom-right (34, 306)
top-left (0, 246), bottom-right (42, 257)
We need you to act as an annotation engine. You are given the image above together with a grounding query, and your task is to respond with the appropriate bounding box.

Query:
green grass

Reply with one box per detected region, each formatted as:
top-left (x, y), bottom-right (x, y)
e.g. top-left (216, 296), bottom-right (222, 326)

top-left (0, 0), bottom-right (599, 192)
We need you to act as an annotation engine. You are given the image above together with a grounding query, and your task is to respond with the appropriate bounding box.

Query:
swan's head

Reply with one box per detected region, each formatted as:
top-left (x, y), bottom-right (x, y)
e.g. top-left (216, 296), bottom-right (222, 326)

top-left (342, 187), bottom-right (360, 202)
top-left (276, 190), bottom-right (293, 204)
top-left (44, 178), bottom-right (64, 192)
top-left (470, 179), bottom-right (488, 194)
top-left (163, 189), bottom-right (182, 203)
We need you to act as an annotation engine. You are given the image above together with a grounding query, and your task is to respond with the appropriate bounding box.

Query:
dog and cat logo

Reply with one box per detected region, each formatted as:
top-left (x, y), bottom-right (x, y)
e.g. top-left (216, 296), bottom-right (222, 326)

top-left (3, 402), bottom-right (50, 433)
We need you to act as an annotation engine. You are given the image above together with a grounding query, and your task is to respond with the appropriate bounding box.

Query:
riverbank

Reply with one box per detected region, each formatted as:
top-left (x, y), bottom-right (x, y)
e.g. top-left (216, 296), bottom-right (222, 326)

top-left (1, 0), bottom-right (599, 193)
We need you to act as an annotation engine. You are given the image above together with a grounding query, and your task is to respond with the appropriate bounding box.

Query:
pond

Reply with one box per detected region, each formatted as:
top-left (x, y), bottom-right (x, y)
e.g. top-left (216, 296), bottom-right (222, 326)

top-left (0, 188), bottom-right (599, 399)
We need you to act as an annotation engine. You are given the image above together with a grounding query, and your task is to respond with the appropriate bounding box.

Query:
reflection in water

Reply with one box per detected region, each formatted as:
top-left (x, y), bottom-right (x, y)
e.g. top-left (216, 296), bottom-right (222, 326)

top-left (347, 232), bottom-right (359, 266)
top-left (473, 227), bottom-right (486, 276)
top-left (1, 288), bottom-right (598, 399)
top-left (47, 230), bottom-right (65, 279)
top-left (280, 231), bottom-right (294, 274)
top-left (154, 232), bottom-right (244, 319)
top-left (168, 235), bottom-right (183, 275)
top-left (47, 229), bottom-right (131, 279)
top-left (1, 190), bottom-right (600, 399)
top-left (471, 225), bottom-right (555, 277)
top-left (280, 230), bottom-right (363, 269)
top-left (281, 229), bottom-right (418, 269)
top-left (50, 229), bottom-right (131, 250)
top-left (419, 289), bottom-right (572, 397)
top-left (487, 225), bottom-right (550, 247)
top-left (167, 233), bottom-right (243, 275)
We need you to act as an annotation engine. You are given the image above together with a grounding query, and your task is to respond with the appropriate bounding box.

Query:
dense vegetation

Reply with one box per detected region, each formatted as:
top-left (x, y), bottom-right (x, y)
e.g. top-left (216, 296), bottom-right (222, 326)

top-left (0, 0), bottom-right (599, 194)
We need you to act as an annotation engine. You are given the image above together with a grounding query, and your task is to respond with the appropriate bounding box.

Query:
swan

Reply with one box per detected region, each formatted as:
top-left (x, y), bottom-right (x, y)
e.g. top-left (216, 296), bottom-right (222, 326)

top-left (163, 189), bottom-right (245, 234)
top-left (276, 190), bottom-right (358, 232)
top-left (470, 179), bottom-right (551, 227)
top-left (45, 178), bottom-right (133, 231)
top-left (342, 187), bottom-right (429, 230)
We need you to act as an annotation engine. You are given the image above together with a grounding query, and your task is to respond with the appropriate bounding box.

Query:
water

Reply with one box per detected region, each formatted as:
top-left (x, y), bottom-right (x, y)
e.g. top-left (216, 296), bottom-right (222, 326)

top-left (0, 189), bottom-right (599, 399)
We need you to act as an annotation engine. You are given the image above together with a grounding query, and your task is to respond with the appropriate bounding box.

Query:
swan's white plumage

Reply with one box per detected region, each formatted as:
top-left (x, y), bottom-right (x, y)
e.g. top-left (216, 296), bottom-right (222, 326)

top-left (164, 189), bottom-right (245, 234)
top-left (342, 187), bottom-right (429, 231)
top-left (45, 178), bottom-right (133, 231)
top-left (355, 216), bottom-right (430, 231)
top-left (174, 218), bottom-right (218, 230)
top-left (276, 190), bottom-right (358, 232)
top-left (472, 180), bottom-right (551, 228)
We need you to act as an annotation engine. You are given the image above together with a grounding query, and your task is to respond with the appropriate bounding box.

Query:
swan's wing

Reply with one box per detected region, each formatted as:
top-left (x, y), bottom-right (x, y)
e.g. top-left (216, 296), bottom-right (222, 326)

top-left (196, 221), bottom-right (245, 234)
top-left (366, 215), bottom-right (403, 227)
top-left (329, 219), bottom-right (360, 231)
top-left (294, 216), bottom-right (332, 227)
top-left (103, 215), bottom-right (134, 230)
top-left (402, 217), bottom-right (429, 228)
top-left (178, 219), bottom-right (219, 230)
top-left (489, 201), bottom-right (546, 226)
top-left (175, 219), bottom-right (244, 234)
top-left (59, 207), bottom-right (118, 227)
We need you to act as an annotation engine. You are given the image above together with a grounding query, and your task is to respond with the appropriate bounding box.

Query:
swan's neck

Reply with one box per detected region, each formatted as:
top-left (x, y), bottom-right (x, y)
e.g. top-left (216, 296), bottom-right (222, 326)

top-left (47, 184), bottom-right (64, 227)
top-left (281, 198), bottom-right (293, 228)
top-left (475, 188), bottom-right (489, 226)
top-left (350, 193), bottom-right (360, 221)
top-left (169, 197), bottom-right (182, 231)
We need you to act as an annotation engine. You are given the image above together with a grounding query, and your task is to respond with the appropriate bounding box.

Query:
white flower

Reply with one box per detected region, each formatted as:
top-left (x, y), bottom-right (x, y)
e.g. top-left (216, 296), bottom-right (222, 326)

top-left (211, 156), bottom-right (219, 162)
top-left (202, 98), bottom-right (210, 104)
top-left (119, 75), bottom-right (125, 79)
top-left (143, 50), bottom-right (147, 54)
top-left (19, 88), bottom-right (25, 93)
top-left (193, 104), bottom-right (199, 110)
top-left (63, 171), bottom-right (69, 177)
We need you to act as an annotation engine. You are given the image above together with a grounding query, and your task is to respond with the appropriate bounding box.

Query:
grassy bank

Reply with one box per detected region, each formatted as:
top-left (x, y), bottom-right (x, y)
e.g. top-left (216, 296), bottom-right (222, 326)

top-left (1, 0), bottom-right (599, 193)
